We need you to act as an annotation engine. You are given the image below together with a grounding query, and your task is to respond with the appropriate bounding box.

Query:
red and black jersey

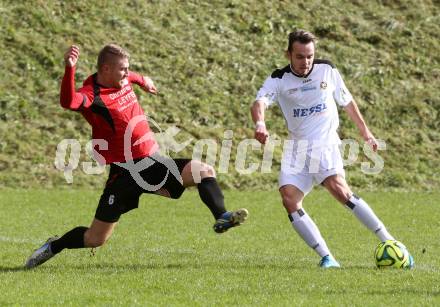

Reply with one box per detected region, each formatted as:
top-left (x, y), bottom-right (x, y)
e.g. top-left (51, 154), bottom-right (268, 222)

top-left (60, 66), bottom-right (159, 164)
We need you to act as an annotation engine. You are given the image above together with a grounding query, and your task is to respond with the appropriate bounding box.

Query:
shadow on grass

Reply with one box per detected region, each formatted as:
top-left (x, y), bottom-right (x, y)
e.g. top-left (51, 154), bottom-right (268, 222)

top-left (323, 288), bottom-right (440, 297)
top-left (0, 262), bottom-right (420, 273)
top-left (0, 266), bottom-right (28, 272)
top-left (0, 262), bottom-right (378, 272)
top-left (0, 263), bottom-right (200, 272)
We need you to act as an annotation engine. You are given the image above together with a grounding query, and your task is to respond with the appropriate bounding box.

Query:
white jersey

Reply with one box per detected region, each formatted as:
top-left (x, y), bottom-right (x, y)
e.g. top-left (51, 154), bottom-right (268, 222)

top-left (256, 60), bottom-right (353, 148)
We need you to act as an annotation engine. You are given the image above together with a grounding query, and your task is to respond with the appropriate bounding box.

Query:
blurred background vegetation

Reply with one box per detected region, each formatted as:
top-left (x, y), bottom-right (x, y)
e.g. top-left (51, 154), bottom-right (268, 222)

top-left (0, 0), bottom-right (439, 190)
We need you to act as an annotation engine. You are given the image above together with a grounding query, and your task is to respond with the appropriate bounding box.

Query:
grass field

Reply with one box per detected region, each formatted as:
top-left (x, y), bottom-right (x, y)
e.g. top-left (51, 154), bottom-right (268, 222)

top-left (0, 189), bottom-right (439, 305)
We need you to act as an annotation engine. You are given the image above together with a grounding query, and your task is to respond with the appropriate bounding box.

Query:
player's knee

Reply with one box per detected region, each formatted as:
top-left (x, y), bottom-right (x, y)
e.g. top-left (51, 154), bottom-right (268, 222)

top-left (325, 177), bottom-right (351, 203)
top-left (332, 185), bottom-right (351, 203)
top-left (280, 192), bottom-right (291, 204)
top-left (280, 191), bottom-right (302, 211)
top-left (199, 162), bottom-right (216, 179)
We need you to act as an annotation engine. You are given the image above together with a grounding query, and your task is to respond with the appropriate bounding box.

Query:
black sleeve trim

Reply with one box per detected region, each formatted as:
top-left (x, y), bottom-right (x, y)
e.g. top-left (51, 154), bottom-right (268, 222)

top-left (271, 65), bottom-right (292, 79)
top-left (313, 59), bottom-right (335, 68)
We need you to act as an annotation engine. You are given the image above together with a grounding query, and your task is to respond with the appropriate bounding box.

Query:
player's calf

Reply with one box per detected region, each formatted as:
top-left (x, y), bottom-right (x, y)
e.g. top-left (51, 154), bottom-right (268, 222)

top-left (84, 231), bottom-right (110, 248)
top-left (345, 194), bottom-right (394, 242)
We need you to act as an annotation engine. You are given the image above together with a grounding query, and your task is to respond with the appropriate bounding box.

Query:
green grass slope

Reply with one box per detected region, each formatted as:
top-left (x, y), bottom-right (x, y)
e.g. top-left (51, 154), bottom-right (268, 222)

top-left (0, 0), bottom-right (439, 189)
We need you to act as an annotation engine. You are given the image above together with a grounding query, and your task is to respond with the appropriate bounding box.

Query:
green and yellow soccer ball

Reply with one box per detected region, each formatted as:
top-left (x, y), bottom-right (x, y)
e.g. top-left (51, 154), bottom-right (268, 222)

top-left (374, 240), bottom-right (414, 269)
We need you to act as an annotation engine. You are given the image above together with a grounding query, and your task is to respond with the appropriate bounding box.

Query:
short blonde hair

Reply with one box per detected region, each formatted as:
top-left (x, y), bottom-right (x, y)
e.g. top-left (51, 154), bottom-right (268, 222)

top-left (97, 44), bottom-right (130, 71)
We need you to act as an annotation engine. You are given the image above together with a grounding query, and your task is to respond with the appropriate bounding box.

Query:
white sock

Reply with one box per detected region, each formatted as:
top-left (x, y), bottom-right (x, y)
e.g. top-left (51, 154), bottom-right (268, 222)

top-left (346, 194), bottom-right (394, 242)
top-left (289, 209), bottom-right (330, 258)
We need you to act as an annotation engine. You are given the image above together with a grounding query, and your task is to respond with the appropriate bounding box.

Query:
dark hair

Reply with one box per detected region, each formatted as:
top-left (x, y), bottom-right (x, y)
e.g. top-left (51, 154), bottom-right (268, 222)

top-left (287, 30), bottom-right (316, 52)
top-left (97, 44), bottom-right (130, 71)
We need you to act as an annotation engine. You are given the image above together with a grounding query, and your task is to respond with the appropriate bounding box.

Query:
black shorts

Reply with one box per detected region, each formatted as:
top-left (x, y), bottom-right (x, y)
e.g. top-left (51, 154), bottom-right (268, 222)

top-left (95, 155), bottom-right (191, 223)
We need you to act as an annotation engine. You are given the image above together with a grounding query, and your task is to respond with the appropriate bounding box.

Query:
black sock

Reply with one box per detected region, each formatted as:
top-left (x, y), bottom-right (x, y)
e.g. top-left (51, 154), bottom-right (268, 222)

top-left (197, 177), bottom-right (227, 219)
top-left (50, 226), bottom-right (88, 254)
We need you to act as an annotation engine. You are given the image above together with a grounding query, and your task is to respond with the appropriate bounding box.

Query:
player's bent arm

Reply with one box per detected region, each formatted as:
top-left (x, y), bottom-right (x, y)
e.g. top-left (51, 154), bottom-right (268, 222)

top-left (128, 71), bottom-right (157, 95)
top-left (60, 66), bottom-right (86, 110)
top-left (343, 100), bottom-right (374, 140)
top-left (128, 71), bottom-right (145, 86)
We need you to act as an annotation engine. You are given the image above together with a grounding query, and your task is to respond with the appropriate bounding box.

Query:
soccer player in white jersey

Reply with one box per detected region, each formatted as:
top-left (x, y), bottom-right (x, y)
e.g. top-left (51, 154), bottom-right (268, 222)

top-left (251, 29), bottom-right (413, 268)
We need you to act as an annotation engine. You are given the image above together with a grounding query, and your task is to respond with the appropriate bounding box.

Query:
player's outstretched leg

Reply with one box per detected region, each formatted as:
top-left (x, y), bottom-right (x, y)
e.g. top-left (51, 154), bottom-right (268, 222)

top-left (345, 194), bottom-right (394, 242)
top-left (346, 194), bottom-right (415, 266)
top-left (324, 176), bottom-right (414, 265)
top-left (198, 177), bottom-right (248, 233)
top-left (213, 208), bottom-right (249, 233)
top-left (25, 220), bottom-right (114, 269)
top-left (25, 236), bottom-right (59, 269)
top-left (183, 161), bottom-right (249, 233)
top-left (25, 226), bottom-right (88, 269)
top-left (323, 175), bottom-right (394, 242)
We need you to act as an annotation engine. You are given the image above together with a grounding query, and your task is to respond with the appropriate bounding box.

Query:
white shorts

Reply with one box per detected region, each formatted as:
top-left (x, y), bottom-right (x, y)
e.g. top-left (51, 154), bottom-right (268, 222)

top-left (279, 144), bottom-right (345, 195)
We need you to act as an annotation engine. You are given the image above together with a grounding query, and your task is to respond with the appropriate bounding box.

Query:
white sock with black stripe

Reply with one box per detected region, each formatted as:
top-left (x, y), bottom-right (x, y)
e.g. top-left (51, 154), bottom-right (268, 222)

top-left (346, 194), bottom-right (394, 242)
top-left (289, 209), bottom-right (330, 257)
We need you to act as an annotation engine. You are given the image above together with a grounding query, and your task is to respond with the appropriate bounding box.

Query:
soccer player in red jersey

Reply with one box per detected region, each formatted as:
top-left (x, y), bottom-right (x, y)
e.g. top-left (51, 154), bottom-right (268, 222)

top-left (25, 44), bottom-right (248, 268)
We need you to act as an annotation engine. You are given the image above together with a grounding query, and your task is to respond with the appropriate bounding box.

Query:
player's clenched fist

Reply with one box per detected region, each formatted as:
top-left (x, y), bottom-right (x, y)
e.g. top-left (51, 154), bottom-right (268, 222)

top-left (254, 123), bottom-right (269, 145)
top-left (366, 136), bottom-right (378, 152)
top-left (64, 45), bottom-right (80, 67)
